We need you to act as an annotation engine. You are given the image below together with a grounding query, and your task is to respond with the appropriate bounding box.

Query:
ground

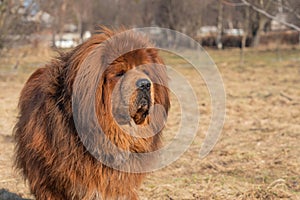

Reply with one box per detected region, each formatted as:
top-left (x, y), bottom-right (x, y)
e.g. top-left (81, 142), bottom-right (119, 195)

top-left (0, 46), bottom-right (299, 199)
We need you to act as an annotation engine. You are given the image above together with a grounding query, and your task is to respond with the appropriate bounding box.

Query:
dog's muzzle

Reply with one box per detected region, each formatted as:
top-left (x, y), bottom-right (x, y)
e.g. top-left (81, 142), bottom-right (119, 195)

top-left (131, 78), bottom-right (152, 125)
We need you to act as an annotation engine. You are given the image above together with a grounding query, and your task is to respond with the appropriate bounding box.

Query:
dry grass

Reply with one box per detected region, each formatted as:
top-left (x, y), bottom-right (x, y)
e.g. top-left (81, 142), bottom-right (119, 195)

top-left (0, 46), bottom-right (299, 199)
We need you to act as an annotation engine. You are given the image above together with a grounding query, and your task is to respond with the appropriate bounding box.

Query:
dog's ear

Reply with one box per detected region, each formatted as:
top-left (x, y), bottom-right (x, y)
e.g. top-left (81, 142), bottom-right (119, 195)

top-left (72, 43), bottom-right (131, 168)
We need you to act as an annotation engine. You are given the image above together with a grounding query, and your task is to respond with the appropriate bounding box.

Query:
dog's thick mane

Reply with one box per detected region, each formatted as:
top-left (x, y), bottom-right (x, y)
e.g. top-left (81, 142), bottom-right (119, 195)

top-left (14, 27), bottom-right (169, 199)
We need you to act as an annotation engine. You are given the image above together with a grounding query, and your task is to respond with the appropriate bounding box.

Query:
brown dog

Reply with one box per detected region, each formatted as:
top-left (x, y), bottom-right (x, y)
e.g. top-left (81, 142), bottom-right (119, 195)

top-left (14, 27), bottom-right (170, 200)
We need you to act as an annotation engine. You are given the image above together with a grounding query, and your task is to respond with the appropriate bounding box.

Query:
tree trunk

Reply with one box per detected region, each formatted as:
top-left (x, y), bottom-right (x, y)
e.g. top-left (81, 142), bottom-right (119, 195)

top-left (240, 6), bottom-right (250, 66)
top-left (216, 1), bottom-right (223, 50)
top-left (52, 30), bottom-right (56, 48)
top-left (252, 16), bottom-right (268, 47)
top-left (76, 13), bottom-right (83, 42)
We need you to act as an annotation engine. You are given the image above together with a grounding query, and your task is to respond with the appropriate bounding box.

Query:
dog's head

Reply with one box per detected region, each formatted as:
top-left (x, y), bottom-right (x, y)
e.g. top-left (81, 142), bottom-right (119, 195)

top-left (72, 28), bottom-right (170, 161)
top-left (93, 29), bottom-right (170, 129)
top-left (105, 50), bottom-right (161, 126)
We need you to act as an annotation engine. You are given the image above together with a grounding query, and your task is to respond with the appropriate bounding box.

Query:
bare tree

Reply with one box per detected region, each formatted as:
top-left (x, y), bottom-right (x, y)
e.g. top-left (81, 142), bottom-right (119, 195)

top-left (155, 0), bottom-right (203, 36)
top-left (221, 0), bottom-right (300, 48)
top-left (38, 0), bottom-right (68, 47)
top-left (240, 0), bottom-right (300, 31)
top-left (247, 0), bottom-right (274, 47)
top-left (139, 0), bottom-right (157, 26)
top-left (239, 0), bottom-right (300, 48)
top-left (283, 0), bottom-right (300, 23)
top-left (0, 0), bottom-right (37, 51)
top-left (240, 6), bottom-right (250, 65)
top-left (216, 1), bottom-right (224, 49)
top-left (71, 0), bottom-right (93, 41)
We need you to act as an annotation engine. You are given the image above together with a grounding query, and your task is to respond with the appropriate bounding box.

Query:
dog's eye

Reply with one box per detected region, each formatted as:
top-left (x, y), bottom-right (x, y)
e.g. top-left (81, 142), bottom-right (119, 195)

top-left (115, 70), bottom-right (125, 77)
top-left (143, 70), bottom-right (150, 76)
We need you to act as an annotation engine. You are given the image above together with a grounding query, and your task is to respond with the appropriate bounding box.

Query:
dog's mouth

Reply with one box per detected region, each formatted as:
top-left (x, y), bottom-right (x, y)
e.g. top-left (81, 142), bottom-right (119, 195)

top-left (130, 93), bottom-right (151, 125)
top-left (112, 86), bottom-right (152, 126)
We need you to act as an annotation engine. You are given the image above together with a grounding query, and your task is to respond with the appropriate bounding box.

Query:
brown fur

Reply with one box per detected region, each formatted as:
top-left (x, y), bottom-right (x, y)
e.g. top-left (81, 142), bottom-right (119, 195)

top-left (14, 27), bottom-right (170, 200)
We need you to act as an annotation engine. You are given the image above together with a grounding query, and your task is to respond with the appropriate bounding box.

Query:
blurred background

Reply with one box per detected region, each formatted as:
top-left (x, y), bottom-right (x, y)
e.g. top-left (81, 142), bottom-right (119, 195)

top-left (1, 0), bottom-right (300, 51)
top-left (0, 0), bottom-right (300, 199)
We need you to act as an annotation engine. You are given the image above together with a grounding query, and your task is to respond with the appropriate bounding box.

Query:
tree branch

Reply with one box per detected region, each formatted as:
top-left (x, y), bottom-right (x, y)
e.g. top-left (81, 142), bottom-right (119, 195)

top-left (283, 0), bottom-right (300, 20)
top-left (221, 0), bottom-right (245, 7)
top-left (241, 0), bottom-right (300, 31)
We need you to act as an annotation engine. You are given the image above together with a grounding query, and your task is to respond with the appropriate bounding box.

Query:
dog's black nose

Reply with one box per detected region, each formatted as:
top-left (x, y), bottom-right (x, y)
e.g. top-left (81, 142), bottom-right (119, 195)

top-left (136, 78), bottom-right (151, 91)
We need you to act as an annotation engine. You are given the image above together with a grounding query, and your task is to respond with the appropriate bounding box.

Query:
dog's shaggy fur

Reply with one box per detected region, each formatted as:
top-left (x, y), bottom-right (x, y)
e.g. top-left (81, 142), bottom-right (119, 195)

top-left (14, 27), bottom-right (170, 200)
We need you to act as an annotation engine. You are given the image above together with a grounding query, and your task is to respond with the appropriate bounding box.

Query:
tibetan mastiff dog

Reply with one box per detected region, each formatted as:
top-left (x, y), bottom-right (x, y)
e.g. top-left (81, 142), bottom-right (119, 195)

top-left (14, 27), bottom-right (170, 200)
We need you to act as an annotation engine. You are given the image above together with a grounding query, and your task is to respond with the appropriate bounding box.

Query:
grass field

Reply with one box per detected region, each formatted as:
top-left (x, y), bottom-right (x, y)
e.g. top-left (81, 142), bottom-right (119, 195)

top-left (0, 46), bottom-right (299, 199)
